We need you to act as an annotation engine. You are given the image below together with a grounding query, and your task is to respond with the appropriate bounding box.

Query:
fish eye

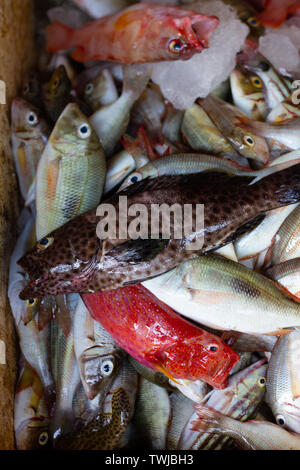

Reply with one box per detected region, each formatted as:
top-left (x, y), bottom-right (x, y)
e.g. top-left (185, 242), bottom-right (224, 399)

top-left (27, 112), bottom-right (38, 126)
top-left (247, 17), bottom-right (259, 27)
top-left (258, 61), bottom-right (270, 72)
top-left (276, 415), bottom-right (286, 427)
top-left (130, 173), bottom-right (142, 184)
top-left (208, 344), bottom-right (219, 353)
top-left (78, 123), bottom-right (91, 139)
top-left (168, 38), bottom-right (185, 55)
top-left (257, 376), bottom-right (266, 388)
top-left (37, 237), bottom-right (54, 251)
top-left (85, 83), bottom-right (94, 95)
top-left (26, 298), bottom-right (38, 307)
top-left (243, 135), bottom-right (255, 147)
top-left (52, 78), bottom-right (60, 89)
top-left (38, 431), bottom-right (49, 446)
top-left (101, 359), bottom-right (114, 377)
top-left (251, 76), bottom-right (263, 88)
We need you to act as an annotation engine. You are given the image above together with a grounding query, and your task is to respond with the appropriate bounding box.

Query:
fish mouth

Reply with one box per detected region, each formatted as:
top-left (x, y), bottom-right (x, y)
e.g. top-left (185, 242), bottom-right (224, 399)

top-left (210, 350), bottom-right (240, 389)
top-left (191, 16), bottom-right (219, 49)
top-left (17, 254), bottom-right (50, 300)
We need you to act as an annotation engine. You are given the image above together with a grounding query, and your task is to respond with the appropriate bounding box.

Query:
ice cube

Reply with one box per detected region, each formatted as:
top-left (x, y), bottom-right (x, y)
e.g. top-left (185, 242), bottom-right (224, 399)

top-left (150, 1), bottom-right (249, 110)
top-left (259, 30), bottom-right (300, 74)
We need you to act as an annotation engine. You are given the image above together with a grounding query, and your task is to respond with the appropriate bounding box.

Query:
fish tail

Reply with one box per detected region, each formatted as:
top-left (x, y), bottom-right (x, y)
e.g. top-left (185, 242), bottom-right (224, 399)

top-left (122, 64), bottom-right (152, 102)
top-left (46, 21), bottom-right (75, 53)
top-left (252, 163), bottom-right (300, 210)
top-left (190, 405), bottom-right (227, 435)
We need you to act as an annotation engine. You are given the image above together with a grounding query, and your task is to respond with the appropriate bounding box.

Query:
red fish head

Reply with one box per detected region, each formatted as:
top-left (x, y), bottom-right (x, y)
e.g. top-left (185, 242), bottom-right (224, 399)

top-left (162, 14), bottom-right (219, 61)
top-left (18, 214), bottom-right (100, 300)
top-left (150, 336), bottom-right (240, 389)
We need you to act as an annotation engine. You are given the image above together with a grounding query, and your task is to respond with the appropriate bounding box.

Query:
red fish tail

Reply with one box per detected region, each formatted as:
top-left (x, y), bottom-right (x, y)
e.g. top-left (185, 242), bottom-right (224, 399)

top-left (46, 21), bottom-right (75, 53)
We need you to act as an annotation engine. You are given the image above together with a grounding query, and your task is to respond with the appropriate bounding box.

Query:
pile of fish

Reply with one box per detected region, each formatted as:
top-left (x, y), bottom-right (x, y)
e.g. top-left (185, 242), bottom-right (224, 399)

top-left (8, 0), bottom-right (300, 450)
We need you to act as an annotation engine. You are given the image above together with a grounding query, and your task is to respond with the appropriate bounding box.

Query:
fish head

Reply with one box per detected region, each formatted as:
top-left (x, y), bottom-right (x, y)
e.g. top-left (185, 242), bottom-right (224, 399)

top-left (48, 102), bottom-right (103, 156)
top-left (151, 335), bottom-right (240, 389)
top-left (231, 68), bottom-right (265, 98)
top-left (44, 64), bottom-right (71, 101)
top-left (228, 358), bottom-right (267, 405)
top-left (18, 214), bottom-right (100, 299)
top-left (22, 73), bottom-right (41, 106)
top-left (272, 401), bottom-right (300, 434)
top-left (79, 349), bottom-right (122, 400)
top-left (231, 124), bottom-right (269, 164)
top-left (164, 13), bottom-right (219, 60)
top-left (141, 8), bottom-right (219, 61)
top-left (15, 417), bottom-right (50, 450)
top-left (11, 97), bottom-right (48, 139)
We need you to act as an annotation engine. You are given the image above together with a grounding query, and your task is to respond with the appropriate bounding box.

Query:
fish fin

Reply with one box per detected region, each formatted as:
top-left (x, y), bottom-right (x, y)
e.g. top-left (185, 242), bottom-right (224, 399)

top-left (269, 279), bottom-right (300, 304)
top-left (121, 127), bottom-right (155, 167)
top-left (154, 365), bottom-right (181, 385)
top-left (53, 295), bottom-right (72, 336)
top-left (46, 21), bottom-right (74, 53)
top-left (265, 328), bottom-right (294, 336)
top-left (110, 238), bottom-right (169, 264)
top-left (190, 405), bottom-right (226, 434)
top-left (211, 215), bottom-right (266, 250)
top-left (122, 64), bottom-right (152, 102)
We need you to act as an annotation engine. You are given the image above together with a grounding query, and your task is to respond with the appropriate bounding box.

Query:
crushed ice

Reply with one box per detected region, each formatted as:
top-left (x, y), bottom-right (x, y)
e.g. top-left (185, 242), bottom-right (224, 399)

top-left (150, 1), bottom-right (249, 109)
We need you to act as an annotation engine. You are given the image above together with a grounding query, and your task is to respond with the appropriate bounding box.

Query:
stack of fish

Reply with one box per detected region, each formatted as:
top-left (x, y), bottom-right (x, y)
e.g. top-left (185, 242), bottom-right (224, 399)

top-left (8, 0), bottom-right (300, 450)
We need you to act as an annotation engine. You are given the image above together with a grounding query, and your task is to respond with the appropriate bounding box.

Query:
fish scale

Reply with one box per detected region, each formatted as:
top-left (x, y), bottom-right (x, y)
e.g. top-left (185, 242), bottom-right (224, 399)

top-left (19, 164), bottom-right (300, 299)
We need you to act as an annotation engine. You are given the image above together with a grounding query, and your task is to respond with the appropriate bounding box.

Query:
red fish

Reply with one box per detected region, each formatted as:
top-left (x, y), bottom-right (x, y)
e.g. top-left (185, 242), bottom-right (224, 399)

top-left (46, 2), bottom-right (219, 64)
top-left (82, 285), bottom-right (240, 389)
top-left (257, 0), bottom-right (300, 27)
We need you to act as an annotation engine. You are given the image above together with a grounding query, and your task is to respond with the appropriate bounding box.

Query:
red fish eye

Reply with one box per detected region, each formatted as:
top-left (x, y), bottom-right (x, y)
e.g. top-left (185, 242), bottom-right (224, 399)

top-left (208, 344), bottom-right (219, 352)
top-left (168, 38), bottom-right (185, 55)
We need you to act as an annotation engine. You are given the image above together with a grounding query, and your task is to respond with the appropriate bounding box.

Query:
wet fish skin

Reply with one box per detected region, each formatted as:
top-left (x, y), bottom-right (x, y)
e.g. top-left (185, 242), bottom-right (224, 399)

top-left (11, 98), bottom-right (49, 200)
top-left (134, 377), bottom-right (171, 450)
top-left (265, 258), bottom-right (300, 299)
top-left (46, 3), bottom-right (219, 64)
top-left (8, 214), bottom-right (56, 413)
top-left (84, 69), bottom-right (118, 112)
top-left (55, 358), bottom-right (138, 450)
top-left (73, 297), bottom-right (124, 400)
top-left (198, 95), bottom-right (270, 164)
top-left (143, 253), bottom-right (300, 335)
top-left (237, 46), bottom-right (292, 111)
top-left (191, 405), bottom-right (300, 450)
top-left (266, 329), bottom-right (300, 433)
top-left (42, 65), bottom-right (72, 123)
top-left (90, 64), bottom-right (151, 157)
top-left (178, 359), bottom-right (267, 450)
top-left (269, 204), bottom-right (300, 266)
top-left (35, 102), bottom-right (106, 240)
top-left (83, 285), bottom-right (240, 389)
top-left (18, 164), bottom-right (300, 299)
top-left (230, 68), bottom-right (268, 121)
top-left (14, 362), bottom-right (50, 450)
top-left (181, 103), bottom-right (242, 162)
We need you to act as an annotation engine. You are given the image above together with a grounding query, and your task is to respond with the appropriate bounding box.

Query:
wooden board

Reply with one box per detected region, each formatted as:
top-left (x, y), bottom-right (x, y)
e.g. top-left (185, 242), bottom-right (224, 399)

top-left (0, 0), bottom-right (35, 449)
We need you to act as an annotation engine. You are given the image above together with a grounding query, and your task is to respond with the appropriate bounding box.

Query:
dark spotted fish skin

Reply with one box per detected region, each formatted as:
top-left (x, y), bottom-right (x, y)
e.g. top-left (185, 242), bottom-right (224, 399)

top-left (18, 164), bottom-right (300, 300)
top-left (55, 387), bottom-right (131, 450)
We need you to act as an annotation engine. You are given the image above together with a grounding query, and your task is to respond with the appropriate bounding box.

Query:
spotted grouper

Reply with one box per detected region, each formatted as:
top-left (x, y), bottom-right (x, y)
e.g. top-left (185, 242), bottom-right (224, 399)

top-left (18, 164), bottom-right (300, 300)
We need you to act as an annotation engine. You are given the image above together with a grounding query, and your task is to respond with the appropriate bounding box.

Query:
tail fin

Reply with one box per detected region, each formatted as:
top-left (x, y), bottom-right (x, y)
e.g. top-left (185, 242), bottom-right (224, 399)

top-left (46, 21), bottom-right (75, 53)
top-left (253, 163), bottom-right (300, 210)
top-left (190, 405), bottom-right (226, 434)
